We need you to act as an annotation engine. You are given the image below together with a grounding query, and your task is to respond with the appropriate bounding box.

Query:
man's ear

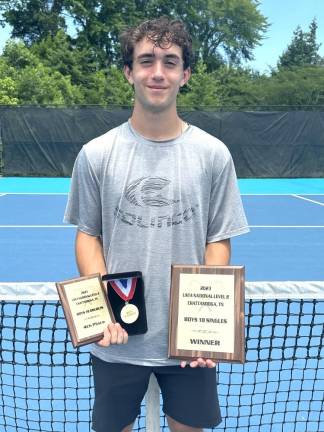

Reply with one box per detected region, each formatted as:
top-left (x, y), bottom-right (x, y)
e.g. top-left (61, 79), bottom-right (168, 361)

top-left (180, 67), bottom-right (191, 87)
top-left (124, 65), bottom-right (134, 85)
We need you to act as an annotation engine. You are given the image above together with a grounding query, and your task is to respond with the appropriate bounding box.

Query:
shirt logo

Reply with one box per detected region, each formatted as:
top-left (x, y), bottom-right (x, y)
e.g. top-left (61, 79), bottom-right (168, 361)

top-left (115, 176), bottom-right (198, 229)
top-left (125, 177), bottom-right (179, 208)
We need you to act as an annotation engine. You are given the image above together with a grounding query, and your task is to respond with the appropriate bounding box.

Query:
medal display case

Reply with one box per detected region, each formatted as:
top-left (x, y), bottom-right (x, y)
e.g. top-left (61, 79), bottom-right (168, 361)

top-left (102, 271), bottom-right (148, 335)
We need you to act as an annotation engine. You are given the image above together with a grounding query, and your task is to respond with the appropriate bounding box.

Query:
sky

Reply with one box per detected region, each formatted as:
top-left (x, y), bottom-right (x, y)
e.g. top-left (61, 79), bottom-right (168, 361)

top-left (0, 0), bottom-right (324, 73)
top-left (249, 0), bottom-right (324, 72)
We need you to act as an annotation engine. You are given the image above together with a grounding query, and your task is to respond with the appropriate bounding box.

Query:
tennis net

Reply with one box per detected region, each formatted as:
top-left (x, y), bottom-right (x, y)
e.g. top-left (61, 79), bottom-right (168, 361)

top-left (0, 281), bottom-right (323, 432)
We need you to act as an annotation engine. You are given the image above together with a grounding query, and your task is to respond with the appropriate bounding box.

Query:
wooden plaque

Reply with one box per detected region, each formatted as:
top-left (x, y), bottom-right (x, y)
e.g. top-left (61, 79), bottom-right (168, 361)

top-left (56, 273), bottom-right (115, 348)
top-left (168, 265), bottom-right (245, 363)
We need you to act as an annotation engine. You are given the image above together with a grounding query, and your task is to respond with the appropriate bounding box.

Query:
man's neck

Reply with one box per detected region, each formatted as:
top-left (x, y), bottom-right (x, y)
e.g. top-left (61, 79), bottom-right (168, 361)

top-left (130, 104), bottom-right (183, 141)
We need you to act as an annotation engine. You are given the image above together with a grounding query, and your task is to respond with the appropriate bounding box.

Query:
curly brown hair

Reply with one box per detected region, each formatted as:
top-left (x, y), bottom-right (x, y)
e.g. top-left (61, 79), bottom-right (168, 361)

top-left (120, 16), bottom-right (192, 70)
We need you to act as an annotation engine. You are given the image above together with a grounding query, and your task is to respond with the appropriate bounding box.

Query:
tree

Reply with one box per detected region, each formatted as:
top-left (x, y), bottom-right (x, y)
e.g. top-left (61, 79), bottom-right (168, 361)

top-left (171, 0), bottom-right (268, 71)
top-left (260, 66), bottom-right (324, 106)
top-left (64, 0), bottom-right (144, 68)
top-left (1, 39), bottom-right (39, 69)
top-left (16, 64), bottom-right (82, 104)
top-left (63, 0), bottom-right (268, 70)
top-left (1, 0), bottom-right (268, 71)
top-left (213, 66), bottom-right (264, 107)
top-left (0, 59), bottom-right (19, 104)
top-left (0, 0), bottom-right (66, 45)
top-left (0, 0), bottom-right (270, 107)
top-left (104, 66), bottom-right (134, 106)
top-left (0, 38), bottom-right (135, 105)
top-left (278, 19), bottom-right (323, 68)
top-left (31, 30), bottom-right (96, 85)
top-left (178, 61), bottom-right (221, 108)
top-left (1, 40), bottom-right (83, 104)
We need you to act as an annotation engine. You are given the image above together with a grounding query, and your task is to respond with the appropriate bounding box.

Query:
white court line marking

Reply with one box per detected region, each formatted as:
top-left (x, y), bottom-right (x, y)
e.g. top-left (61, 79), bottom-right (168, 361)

top-left (2, 192), bottom-right (324, 196)
top-left (0, 225), bottom-right (75, 228)
top-left (292, 194), bottom-right (324, 207)
top-left (0, 193), bottom-right (7, 197)
top-left (242, 193), bottom-right (324, 196)
top-left (0, 224), bottom-right (323, 229)
top-left (249, 225), bottom-right (324, 228)
top-left (1, 192), bottom-right (68, 195)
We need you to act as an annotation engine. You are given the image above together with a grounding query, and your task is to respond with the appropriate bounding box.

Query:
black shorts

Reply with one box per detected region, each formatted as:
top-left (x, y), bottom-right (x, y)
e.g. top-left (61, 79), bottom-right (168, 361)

top-left (91, 354), bottom-right (222, 432)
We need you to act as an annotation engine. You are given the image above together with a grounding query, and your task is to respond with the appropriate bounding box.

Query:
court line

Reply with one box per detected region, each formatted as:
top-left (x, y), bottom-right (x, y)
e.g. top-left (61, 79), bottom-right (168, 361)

top-left (0, 225), bottom-right (75, 228)
top-left (242, 193), bottom-right (324, 196)
top-left (249, 225), bottom-right (324, 228)
top-left (1, 192), bottom-right (324, 196)
top-left (292, 194), bottom-right (324, 207)
top-left (1, 224), bottom-right (324, 228)
top-left (0, 192), bottom-right (68, 195)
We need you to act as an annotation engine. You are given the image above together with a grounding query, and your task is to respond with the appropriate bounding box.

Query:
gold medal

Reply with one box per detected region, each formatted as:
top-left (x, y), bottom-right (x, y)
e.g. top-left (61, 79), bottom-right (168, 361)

top-left (108, 277), bottom-right (140, 324)
top-left (120, 303), bottom-right (139, 324)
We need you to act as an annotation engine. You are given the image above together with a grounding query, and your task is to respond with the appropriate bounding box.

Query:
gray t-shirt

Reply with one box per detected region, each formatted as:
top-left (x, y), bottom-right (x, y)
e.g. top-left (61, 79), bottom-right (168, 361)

top-left (64, 121), bottom-right (249, 366)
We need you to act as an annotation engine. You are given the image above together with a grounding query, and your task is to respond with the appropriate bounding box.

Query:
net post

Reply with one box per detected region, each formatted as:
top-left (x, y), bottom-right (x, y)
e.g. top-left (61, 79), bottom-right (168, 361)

top-left (145, 374), bottom-right (160, 431)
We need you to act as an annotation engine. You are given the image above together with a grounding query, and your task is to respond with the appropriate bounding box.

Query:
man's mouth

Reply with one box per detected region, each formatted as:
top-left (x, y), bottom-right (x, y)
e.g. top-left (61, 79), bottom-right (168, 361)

top-left (147, 86), bottom-right (168, 90)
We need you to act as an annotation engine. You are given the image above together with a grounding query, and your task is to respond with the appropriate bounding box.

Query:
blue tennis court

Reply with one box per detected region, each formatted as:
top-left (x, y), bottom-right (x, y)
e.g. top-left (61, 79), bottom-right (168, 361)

top-left (0, 177), bottom-right (323, 282)
top-left (0, 177), bottom-right (323, 432)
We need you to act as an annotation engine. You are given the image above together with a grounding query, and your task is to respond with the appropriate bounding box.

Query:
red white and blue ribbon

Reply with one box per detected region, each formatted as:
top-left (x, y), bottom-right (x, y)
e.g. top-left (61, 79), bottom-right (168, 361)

top-left (109, 277), bottom-right (137, 302)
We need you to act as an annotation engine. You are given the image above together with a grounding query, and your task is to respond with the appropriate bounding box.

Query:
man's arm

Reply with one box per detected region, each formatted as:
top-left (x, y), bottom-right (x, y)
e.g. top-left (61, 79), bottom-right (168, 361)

top-left (75, 230), bottom-right (128, 346)
top-left (204, 239), bottom-right (231, 266)
top-left (75, 230), bottom-right (107, 276)
top-left (180, 239), bottom-right (231, 369)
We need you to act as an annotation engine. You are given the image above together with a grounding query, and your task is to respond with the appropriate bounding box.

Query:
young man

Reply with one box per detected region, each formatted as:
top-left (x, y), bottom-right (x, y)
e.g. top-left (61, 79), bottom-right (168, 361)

top-left (64, 17), bottom-right (249, 432)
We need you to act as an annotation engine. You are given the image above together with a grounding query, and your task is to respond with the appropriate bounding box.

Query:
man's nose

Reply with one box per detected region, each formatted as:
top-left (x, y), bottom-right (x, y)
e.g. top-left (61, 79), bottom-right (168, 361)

top-left (151, 61), bottom-right (164, 80)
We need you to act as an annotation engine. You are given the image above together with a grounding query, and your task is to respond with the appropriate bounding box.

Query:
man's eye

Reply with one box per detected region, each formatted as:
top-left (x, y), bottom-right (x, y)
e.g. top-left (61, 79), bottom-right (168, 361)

top-left (140, 59), bottom-right (152, 65)
top-left (165, 60), bottom-right (178, 67)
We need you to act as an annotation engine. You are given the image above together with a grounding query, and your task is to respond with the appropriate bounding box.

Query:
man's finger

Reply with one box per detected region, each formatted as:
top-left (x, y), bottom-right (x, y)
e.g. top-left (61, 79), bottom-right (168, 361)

top-left (206, 359), bottom-right (216, 368)
top-left (122, 329), bottom-right (129, 344)
top-left (197, 357), bottom-right (206, 368)
top-left (108, 322), bottom-right (118, 344)
top-left (97, 326), bottom-right (111, 347)
top-left (116, 323), bottom-right (127, 344)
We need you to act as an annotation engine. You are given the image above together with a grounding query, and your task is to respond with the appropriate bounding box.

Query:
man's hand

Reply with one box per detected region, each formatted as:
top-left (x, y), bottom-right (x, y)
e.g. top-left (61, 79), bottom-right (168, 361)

top-left (180, 357), bottom-right (216, 368)
top-left (96, 322), bottom-right (128, 347)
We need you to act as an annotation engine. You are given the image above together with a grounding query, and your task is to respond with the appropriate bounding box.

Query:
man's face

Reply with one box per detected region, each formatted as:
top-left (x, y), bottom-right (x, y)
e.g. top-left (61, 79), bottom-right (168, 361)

top-left (124, 38), bottom-right (191, 113)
